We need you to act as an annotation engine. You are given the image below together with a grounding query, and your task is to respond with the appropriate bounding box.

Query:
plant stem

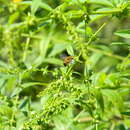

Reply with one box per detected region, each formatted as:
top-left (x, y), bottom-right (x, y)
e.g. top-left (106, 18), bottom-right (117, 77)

top-left (87, 22), bottom-right (107, 45)
top-left (23, 37), bottom-right (30, 62)
top-left (96, 123), bottom-right (98, 130)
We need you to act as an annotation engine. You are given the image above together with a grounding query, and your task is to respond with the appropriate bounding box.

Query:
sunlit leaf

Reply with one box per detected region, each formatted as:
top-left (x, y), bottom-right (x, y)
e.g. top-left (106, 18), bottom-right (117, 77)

top-left (66, 44), bottom-right (74, 56)
top-left (115, 29), bottom-right (130, 38)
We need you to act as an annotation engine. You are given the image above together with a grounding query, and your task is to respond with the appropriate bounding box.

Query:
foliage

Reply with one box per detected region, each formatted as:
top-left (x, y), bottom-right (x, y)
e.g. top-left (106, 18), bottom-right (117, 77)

top-left (0, 0), bottom-right (130, 129)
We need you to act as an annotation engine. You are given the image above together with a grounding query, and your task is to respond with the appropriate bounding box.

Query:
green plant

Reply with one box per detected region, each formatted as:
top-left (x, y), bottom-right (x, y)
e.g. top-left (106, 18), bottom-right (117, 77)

top-left (0, 0), bottom-right (130, 129)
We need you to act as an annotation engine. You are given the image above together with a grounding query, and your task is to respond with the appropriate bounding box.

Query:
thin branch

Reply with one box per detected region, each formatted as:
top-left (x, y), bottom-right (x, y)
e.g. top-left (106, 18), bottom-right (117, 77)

top-left (23, 37), bottom-right (30, 62)
top-left (87, 22), bottom-right (107, 45)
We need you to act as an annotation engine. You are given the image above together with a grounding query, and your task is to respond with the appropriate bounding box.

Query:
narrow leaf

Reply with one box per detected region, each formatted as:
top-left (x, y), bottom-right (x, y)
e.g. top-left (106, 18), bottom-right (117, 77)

top-left (115, 29), bottom-right (130, 38)
top-left (66, 44), bottom-right (74, 56)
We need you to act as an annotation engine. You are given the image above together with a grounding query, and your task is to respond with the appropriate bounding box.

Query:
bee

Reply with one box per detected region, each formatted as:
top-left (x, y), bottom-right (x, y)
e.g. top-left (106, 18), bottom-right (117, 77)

top-left (63, 56), bottom-right (74, 66)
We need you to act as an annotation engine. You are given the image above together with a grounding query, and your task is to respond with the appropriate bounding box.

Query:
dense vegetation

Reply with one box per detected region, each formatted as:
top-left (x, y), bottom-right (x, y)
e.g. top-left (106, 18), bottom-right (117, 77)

top-left (0, 0), bottom-right (130, 129)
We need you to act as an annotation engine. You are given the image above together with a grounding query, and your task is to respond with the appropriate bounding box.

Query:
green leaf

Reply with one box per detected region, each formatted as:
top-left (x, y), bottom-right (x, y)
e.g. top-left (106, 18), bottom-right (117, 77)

top-left (21, 82), bottom-right (47, 89)
top-left (65, 0), bottom-right (86, 4)
top-left (89, 53), bottom-right (103, 67)
top-left (0, 60), bottom-right (11, 69)
top-left (102, 89), bottom-right (124, 111)
top-left (40, 2), bottom-right (53, 12)
top-left (48, 43), bottom-right (68, 57)
top-left (33, 24), bottom-right (55, 67)
top-left (8, 12), bottom-right (19, 24)
top-left (111, 42), bottom-right (130, 46)
top-left (115, 29), bottom-right (130, 38)
top-left (0, 105), bottom-right (13, 118)
top-left (31, 0), bottom-right (52, 15)
top-left (90, 14), bottom-right (107, 23)
top-left (19, 97), bottom-right (30, 109)
top-left (66, 44), bottom-right (74, 56)
top-left (89, 0), bottom-right (113, 7)
top-left (10, 88), bottom-right (22, 98)
top-left (43, 58), bottom-right (63, 66)
top-left (1, 76), bottom-right (17, 96)
top-left (31, 0), bottom-right (42, 15)
top-left (95, 89), bottom-right (104, 112)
